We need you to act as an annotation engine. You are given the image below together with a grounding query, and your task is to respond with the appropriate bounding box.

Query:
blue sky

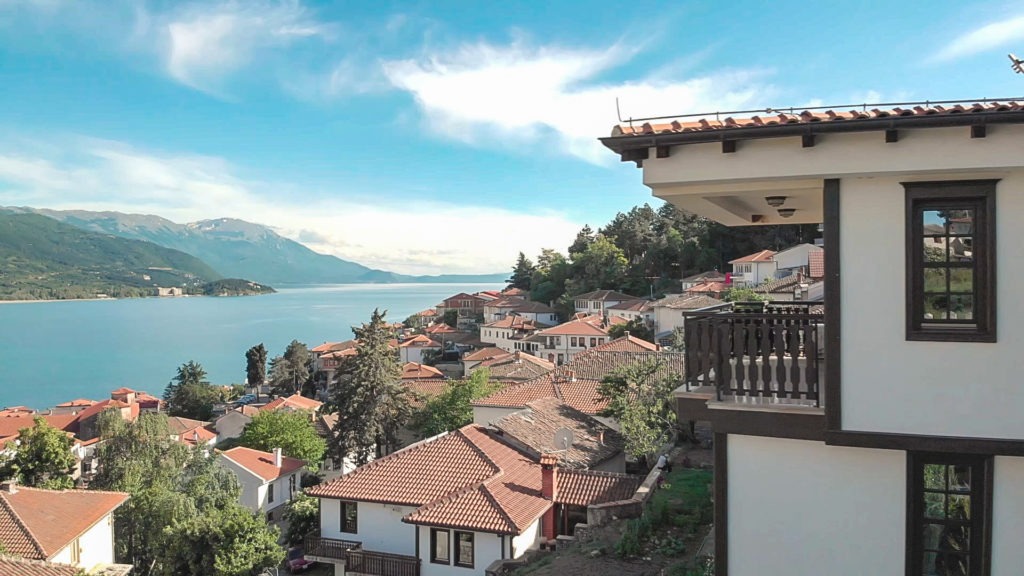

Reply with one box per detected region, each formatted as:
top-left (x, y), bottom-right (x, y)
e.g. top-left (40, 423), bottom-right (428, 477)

top-left (1, 0), bottom-right (1023, 274)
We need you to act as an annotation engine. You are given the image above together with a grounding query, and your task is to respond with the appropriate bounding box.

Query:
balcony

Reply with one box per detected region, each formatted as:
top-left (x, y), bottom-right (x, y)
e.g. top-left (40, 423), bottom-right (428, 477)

top-left (303, 534), bottom-right (421, 576)
top-left (682, 302), bottom-right (824, 408)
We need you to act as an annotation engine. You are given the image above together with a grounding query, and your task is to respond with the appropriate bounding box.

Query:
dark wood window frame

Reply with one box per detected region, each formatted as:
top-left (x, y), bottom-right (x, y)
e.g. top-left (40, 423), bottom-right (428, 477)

top-left (904, 180), bottom-right (997, 342)
top-left (340, 500), bottom-right (358, 534)
top-left (430, 528), bottom-right (450, 565)
top-left (906, 452), bottom-right (993, 576)
top-left (454, 531), bottom-right (474, 568)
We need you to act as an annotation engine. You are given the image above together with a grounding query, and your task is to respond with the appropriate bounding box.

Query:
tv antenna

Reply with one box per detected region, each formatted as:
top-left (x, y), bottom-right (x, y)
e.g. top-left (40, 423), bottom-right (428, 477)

top-left (552, 427), bottom-right (575, 453)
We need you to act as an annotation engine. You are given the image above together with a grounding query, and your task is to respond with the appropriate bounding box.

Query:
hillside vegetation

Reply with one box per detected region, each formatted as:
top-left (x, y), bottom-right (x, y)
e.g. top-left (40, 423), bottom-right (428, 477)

top-left (0, 212), bottom-right (224, 300)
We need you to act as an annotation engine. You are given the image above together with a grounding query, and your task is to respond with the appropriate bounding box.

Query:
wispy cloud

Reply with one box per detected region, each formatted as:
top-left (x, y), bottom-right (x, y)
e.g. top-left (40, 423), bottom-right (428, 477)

top-left (150, 0), bottom-right (332, 95)
top-left (382, 40), bottom-right (771, 163)
top-left (932, 13), bottom-right (1024, 62)
top-left (0, 136), bottom-right (580, 275)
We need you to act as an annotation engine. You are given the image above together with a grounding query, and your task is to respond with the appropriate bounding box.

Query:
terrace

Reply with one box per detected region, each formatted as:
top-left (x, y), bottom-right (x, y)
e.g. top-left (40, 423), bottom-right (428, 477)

top-left (304, 534), bottom-right (421, 576)
top-left (680, 301), bottom-right (825, 410)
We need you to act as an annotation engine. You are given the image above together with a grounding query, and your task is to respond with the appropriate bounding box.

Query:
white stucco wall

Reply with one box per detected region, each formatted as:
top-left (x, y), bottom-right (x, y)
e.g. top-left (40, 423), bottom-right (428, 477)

top-left (472, 405), bottom-right (519, 426)
top-left (510, 518), bottom-right (541, 559)
top-left (991, 456), bottom-right (1024, 576)
top-left (773, 243), bottom-right (821, 272)
top-left (319, 500), bottom-right (417, 556)
top-left (418, 528), bottom-right (504, 576)
top-left (728, 435), bottom-right (905, 576)
top-left (841, 172), bottom-right (1024, 438)
top-left (49, 512), bottom-right (116, 569)
top-left (218, 457), bottom-right (263, 512)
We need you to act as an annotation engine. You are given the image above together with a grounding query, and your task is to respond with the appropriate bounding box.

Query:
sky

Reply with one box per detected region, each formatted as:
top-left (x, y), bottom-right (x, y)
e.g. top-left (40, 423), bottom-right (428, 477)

top-left (0, 1), bottom-right (1023, 275)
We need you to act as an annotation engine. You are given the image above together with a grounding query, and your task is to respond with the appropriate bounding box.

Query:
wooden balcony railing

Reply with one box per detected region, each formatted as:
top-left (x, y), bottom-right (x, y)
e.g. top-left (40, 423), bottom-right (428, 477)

top-left (303, 534), bottom-right (360, 562)
top-left (346, 549), bottom-right (421, 576)
top-left (683, 302), bottom-right (824, 406)
top-left (303, 533), bottom-right (420, 576)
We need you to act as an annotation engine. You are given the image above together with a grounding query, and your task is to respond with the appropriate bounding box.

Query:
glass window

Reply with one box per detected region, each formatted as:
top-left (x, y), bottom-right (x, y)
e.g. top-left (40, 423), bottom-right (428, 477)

top-left (908, 453), bottom-right (990, 576)
top-left (268, 483), bottom-right (274, 503)
top-left (340, 501), bottom-right (358, 534)
top-left (455, 531), bottom-right (474, 568)
top-left (905, 181), bottom-right (996, 342)
top-left (431, 529), bottom-right (450, 564)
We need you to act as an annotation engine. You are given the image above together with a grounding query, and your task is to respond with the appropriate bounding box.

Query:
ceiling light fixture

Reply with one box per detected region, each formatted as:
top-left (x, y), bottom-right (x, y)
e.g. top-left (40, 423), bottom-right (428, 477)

top-left (778, 208), bottom-right (796, 218)
top-left (765, 196), bottom-right (787, 207)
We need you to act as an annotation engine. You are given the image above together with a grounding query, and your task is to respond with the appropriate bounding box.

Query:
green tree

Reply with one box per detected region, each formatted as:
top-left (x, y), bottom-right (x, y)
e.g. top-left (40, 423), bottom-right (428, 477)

top-left (507, 252), bottom-right (535, 291)
top-left (443, 309), bottom-right (458, 328)
top-left (607, 317), bottom-right (656, 344)
top-left (282, 493), bottom-right (319, 546)
top-left (530, 249), bottom-right (571, 306)
top-left (568, 224), bottom-right (596, 257)
top-left (720, 287), bottom-right (767, 302)
top-left (244, 343), bottom-right (267, 400)
top-left (0, 417), bottom-right (75, 489)
top-left (328, 309), bottom-right (414, 465)
top-left (268, 340), bottom-right (312, 397)
top-left (164, 361), bottom-right (220, 421)
top-left (413, 368), bottom-right (497, 437)
top-left (156, 505), bottom-right (282, 576)
top-left (566, 235), bottom-right (629, 294)
top-left (597, 360), bottom-right (678, 460)
top-left (238, 410), bottom-right (326, 465)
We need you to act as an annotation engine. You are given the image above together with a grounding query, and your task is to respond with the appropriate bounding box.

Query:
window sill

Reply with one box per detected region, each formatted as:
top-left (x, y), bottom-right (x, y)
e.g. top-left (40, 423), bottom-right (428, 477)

top-left (906, 330), bottom-right (996, 343)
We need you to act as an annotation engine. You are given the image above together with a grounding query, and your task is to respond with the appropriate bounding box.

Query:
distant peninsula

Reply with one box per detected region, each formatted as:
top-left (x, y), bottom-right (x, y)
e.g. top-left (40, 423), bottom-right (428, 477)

top-left (6, 207), bottom-right (508, 286)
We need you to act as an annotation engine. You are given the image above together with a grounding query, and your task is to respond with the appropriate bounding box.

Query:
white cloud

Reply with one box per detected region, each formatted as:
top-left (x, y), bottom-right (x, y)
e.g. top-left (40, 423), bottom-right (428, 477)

top-left (382, 40), bottom-right (771, 163)
top-left (932, 14), bottom-right (1024, 62)
top-left (0, 137), bottom-right (580, 275)
top-left (153, 0), bottom-right (331, 94)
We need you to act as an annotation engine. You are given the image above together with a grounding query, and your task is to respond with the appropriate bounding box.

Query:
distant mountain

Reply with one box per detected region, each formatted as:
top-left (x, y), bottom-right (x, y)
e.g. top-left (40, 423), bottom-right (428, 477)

top-left (0, 211), bottom-right (225, 300)
top-left (11, 208), bottom-right (507, 286)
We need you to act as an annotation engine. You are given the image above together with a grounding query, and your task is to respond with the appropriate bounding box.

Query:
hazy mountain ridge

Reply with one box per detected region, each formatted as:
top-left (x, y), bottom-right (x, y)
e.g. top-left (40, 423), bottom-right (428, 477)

top-left (8, 208), bottom-right (507, 285)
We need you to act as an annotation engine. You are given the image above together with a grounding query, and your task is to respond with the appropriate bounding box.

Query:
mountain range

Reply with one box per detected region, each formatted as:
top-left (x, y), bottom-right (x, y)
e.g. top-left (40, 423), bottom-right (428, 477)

top-left (6, 208), bottom-right (507, 286)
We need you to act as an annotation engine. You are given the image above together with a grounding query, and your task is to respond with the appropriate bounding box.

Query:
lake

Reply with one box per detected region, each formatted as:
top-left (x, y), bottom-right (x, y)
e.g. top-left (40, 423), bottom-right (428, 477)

top-left (0, 283), bottom-right (500, 410)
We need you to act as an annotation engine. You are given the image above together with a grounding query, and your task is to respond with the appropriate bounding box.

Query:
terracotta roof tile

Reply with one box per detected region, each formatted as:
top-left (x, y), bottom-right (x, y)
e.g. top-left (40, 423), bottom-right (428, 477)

top-left (220, 447), bottom-right (306, 482)
top-left (0, 556), bottom-right (81, 576)
top-left (53, 399), bottom-right (96, 408)
top-left (606, 299), bottom-right (652, 312)
top-left (754, 274), bottom-right (803, 294)
top-left (165, 416), bottom-right (210, 435)
top-left (0, 487), bottom-right (129, 560)
top-left (652, 294), bottom-right (726, 310)
top-left (492, 397), bottom-right (624, 469)
top-left (0, 414), bottom-right (79, 443)
top-left (483, 315), bottom-right (543, 331)
top-left (537, 319), bottom-right (608, 337)
top-left (573, 290), bottom-right (639, 302)
top-left (685, 281), bottom-right (727, 294)
top-left (463, 347), bottom-right (509, 362)
top-left (403, 379), bottom-right (450, 406)
top-left (808, 250), bottom-right (825, 279)
top-left (556, 469), bottom-right (641, 506)
top-left (398, 334), bottom-right (441, 348)
top-left (591, 335), bottom-right (659, 353)
top-left (425, 324), bottom-right (458, 335)
top-left (402, 363), bottom-right (445, 380)
top-left (729, 249), bottom-right (777, 264)
top-left (312, 340), bottom-right (358, 354)
top-left (681, 271), bottom-right (726, 283)
top-left (479, 353), bottom-right (554, 381)
top-left (262, 394), bottom-right (322, 412)
top-left (179, 426), bottom-right (217, 446)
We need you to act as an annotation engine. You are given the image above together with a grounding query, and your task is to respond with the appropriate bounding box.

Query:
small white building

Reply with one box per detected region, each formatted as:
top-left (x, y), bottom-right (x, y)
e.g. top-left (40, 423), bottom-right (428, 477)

top-left (728, 249), bottom-right (777, 287)
top-left (572, 290), bottom-right (641, 316)
top-left (398, 334), bottom-right (443, 364)
top-left (218, 446), bottom-right (306, 521)
top-left (650, 294), bottom-right (726, 344)
top-left (481, 315), bottom-right (544, 354)
top-left (772, 243), bottom-right (823, 278)
top-left (605, 299), bottom-right (653, 325)
top-left (529, 318), bottom-right (609, 365)
top-left (0, 483), bottom-right (131, 574)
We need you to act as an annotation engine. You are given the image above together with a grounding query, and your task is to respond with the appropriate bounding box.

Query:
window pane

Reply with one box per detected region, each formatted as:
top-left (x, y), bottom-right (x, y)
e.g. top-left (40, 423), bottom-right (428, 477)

top-left (923, 295), bottom-right (949, 320)
top-left (923, 244), bottom-right (946, 262)
top-left (434, 530), bottom-right (449, 561)
top-left (948, 238), bottom-right (973, 262)
top-left (924, 269), bottom-right (947, 292)
top-left (924, 465), bottom-right (946, 490)
top-left (948, 269), bottom-right (973, 293)
top-left (949, 465), bottom-right (971, 491)
top-left (456, 532), bottom-right (473, 565)
top-left (948, 295), bottom-right (974, 320)
top-left (947, 210), bottom-right (974, 235)
top-left (948, 495), bottom-right (971, 520)
top-left (924, 492), bottom-right (945, 519)
top-left (922, 210), bottom-right (947, 233)
top-left (942, 524), bottom-right (971, 552)
top-left (923, 523), bottom-right (943, 549)
top-left (938, 554), bottom-right (970, 576)
top-left (922, 551), bottom-right (938, 575)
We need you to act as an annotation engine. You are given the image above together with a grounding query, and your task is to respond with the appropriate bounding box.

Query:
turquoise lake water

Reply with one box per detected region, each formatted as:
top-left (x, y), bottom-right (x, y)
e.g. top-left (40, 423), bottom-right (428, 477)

top-left (0, 283), bottom-right (499, 410)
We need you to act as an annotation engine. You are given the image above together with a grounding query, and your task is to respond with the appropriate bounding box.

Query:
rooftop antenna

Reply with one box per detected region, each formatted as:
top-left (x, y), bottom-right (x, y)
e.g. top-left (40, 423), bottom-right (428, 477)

top-left (1010, 53), bottom-right (1024, 75)
top-left (552, 427), bottom-right (575, 454)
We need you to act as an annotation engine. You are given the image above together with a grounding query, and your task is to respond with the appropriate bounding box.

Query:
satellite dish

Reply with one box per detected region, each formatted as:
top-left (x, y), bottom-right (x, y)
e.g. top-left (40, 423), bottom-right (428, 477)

top-left (552, 427), bottom-right (575, 452)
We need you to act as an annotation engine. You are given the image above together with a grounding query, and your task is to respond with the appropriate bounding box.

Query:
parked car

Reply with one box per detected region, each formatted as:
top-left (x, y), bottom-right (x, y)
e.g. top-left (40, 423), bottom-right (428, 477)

top-left (286, 547), bottom-right (315, 573)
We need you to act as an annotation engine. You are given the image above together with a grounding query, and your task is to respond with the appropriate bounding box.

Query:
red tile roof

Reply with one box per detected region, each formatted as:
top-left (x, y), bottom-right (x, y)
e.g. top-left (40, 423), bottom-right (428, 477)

top-left (220, 447), bottom-right (306, 482)
top-left (591, 335), bottom-right (659, 353)
top-left (729, 249), bottom-right (776, 264)
top-left (606, 299), bottom-right (652, 312)
top-left (0, 486), bottom-right (129, 560)
top-left (179, 426), bottom-right (217, 446)
top-left (483, 316), bottom-right (542, 330)
top-left (479, 353), bottom-right (555, 381)
top-left (262, 394), bottom-right (323, 413)
top-left (165, 416), bottom-right (209, 435)
top-left (556, 469), bottom-right (641, 506)
top-left (425, 324), bottom-right (458, 335)
top-left (109, 387), bottom-right (137, 395)
top-left (502, 288), bottom-right (527, 297)
top-left (53, 399), bottom-right (96, 408)
top-left (462, 347), bottom-right (509, 362)
top-left (398, 334), bottom-right (441, 348)
top-left (652, 294), bottom-right (725, 310)
top-left (492, 397), bottom-right (624, 469)
top-left (808, 250), bottom-right (825, 279)
top-left (0, 556), bottom-right (81, 576)
top-left (76, 398), bottom-right (140, 424)
top-left (415, 309), bottom-right (438, 317)
top-left (685, 281), bottom-right (727, 294)
top-left (574, 290), bottom-right (639, 302)
top-left (0, 414), bottom-right (80, 443)
top-left (403, 379), bottom-right (450, 406)
top-left (537, 319), bottom-right (608, 337)
top-left (312, 340), bottom-right (358, 354)
top-left (402, 363), bottom-right (444, 380)
top-left (609, 101), bottom-right (1024, 138)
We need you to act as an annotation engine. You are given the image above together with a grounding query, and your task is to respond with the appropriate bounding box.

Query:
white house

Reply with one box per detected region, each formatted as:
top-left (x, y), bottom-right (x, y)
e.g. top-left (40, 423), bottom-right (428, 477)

top-left (602, 98), bottom-right (1024, 576)
top-left (0, 483), bottom-right (131, 574)
top-left (398, 334), bottom-right (443, 364)
top-left (772, 243), bottom-right (823, 278)
top-left (528, 318), bottom-right (609, 365)
top-left (480, 315), bottom-right (544, 354)
top-left (728, 249), bottom-right (777, 287)
top-left (605, 299), bottom-right (653, 325)
top-left (304, 424), bottom-right (640, 576)
top-left (572, 290), bottom-right (641, 316)
top-left (218, 446), bottom-right (306, 521)
top-left (650, 294), bottom-right (726, 344)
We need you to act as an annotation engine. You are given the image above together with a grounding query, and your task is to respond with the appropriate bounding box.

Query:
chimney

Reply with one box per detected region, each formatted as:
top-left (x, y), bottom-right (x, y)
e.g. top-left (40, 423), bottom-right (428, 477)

top-left (274, 448), bottom-right (283, 468)
top-left (624, 330), bottom-right (630, 338)
top-left (540, 454), bottom-right (558, 539)
top-left (514, 350), bottom-right (521, 363)
top-left (1, 480), bottom-right (17, 494)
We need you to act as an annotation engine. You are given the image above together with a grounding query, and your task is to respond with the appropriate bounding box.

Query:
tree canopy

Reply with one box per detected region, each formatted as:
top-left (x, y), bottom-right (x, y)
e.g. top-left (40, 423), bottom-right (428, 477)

top-left (607, 317), bottom-right (656, 344)
top-left (268, 340), bottom-right (312, 397)
top-left (164, 361), bottom-right (221, 421)
top-left (328, 309), bottom-right (413, 465)
top-left (244, 343), bottom-right (267, 394)
top-left (597, 359), bottom-right (678, 459)
top-left (413, 368), bottom-right (497, 437)
top-left (238, 410), bottom-right (326, 465)
top-left (0, 417), bottom-right (75, 489)
top-left (507, 252), bottom-right (535, 290)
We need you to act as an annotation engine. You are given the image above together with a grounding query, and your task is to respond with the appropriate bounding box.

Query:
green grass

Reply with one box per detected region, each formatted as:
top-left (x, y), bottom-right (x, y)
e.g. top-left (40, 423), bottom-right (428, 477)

top-left (615, 468), bottom-right (713, 558)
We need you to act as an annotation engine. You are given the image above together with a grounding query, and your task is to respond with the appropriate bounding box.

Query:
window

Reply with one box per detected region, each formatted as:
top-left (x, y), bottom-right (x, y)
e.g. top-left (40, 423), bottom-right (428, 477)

top-left (455, 532), bottom-right (474, 568)
top-left (570, 337), bottom-right (577, 347)
top-left (557, 354), bottom-right (564, 365)
top-left (430, 529), bottom-right (450, 564)
top-left (340, 501), bottom-right (358, 533)
top-left (70, 539), bottom-right (81, 564)
top-left (268, 483), bottom-right (274, 503)
top-left (905, 181), bottom-right (996, 342)
top-left (907, 453), bottom-right (991, 576)
top-left (289, 474), bottom-right (297, 499)
top-left (589, 338), bottom-right (597, 347)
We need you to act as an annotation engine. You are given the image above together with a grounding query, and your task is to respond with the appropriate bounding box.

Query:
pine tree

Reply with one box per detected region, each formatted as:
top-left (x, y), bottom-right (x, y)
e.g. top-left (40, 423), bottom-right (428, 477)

top-left (506, 252), bottom-right (535, 290)
top-left (244, 343), bottom-right (267, 400)
top-left (328, 309), bottom-right (413, 465)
